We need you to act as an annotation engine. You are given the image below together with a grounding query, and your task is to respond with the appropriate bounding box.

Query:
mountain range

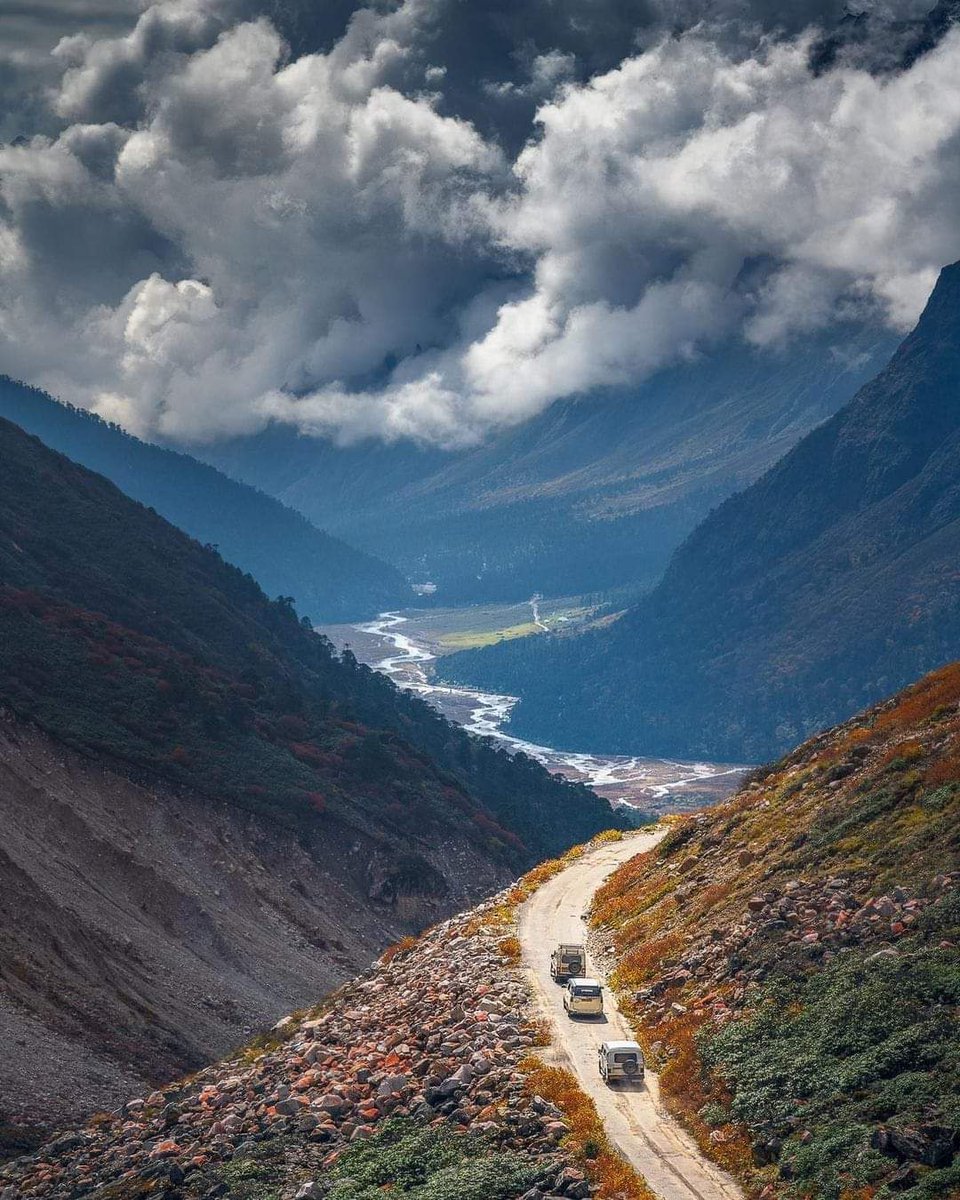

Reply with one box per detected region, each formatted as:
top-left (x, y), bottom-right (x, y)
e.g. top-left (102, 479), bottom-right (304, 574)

top-left (441, 262), bottom-right (960, 763)
top-left (0, 377), bottom-right (409, 623)
top-left (5, 661), bottom-right (959, 1197)
top-left (201, 329), bottom-right (893, 602)
top-left (0, 415), bottom-right (619, 1127)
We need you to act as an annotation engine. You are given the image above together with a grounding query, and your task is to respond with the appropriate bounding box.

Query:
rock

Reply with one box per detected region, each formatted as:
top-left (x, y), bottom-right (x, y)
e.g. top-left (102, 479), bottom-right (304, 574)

top-left (737, 849), bottom-right (755, 867)
top-left (866, 948), bottom-right (899, 963)
top-left (295, 1184), bottom-right (323, 1200)
top-left (377, 1074), bottom-right (409, 1098)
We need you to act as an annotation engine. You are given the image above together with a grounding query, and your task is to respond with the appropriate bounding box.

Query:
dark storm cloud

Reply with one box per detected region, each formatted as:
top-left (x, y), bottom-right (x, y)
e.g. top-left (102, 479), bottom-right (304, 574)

top-left (1, 0), bottom-right (959, 446)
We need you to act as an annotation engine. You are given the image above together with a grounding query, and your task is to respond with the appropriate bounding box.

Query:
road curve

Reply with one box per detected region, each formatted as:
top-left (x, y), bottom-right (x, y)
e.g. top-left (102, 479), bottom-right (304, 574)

top-left (518, 831), bottom-right (743, 1200)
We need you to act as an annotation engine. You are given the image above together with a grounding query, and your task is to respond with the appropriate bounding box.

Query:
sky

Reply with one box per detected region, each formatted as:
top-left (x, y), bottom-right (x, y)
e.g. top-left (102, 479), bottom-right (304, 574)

top-left (1, 0), bottom-right (960, 447)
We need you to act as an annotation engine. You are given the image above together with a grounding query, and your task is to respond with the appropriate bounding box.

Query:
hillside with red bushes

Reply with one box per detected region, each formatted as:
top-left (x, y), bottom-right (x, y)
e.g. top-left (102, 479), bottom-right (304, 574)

top-left (591, 664), bottom-right (960, 1199)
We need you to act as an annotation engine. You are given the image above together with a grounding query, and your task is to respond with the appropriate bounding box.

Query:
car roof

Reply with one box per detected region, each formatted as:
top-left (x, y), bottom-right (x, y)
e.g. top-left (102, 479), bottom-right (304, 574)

top-left (569, 977), bottom-right (601, 987)
top-left (602, 1040), bottom-right (642, 1052)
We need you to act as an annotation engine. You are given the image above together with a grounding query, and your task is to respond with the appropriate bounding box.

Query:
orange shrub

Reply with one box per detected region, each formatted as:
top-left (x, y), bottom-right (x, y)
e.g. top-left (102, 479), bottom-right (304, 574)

top-left (522, 1060), bottom-right (655, 1200)
top-left (613, 932), bottom-right (683, 989)
top-left (498, 935), bottom-right (522, 964)
top-left (874, 662), bottom-right (960, 733)
top-left (380, 936), bottom-right (417, 965)
top-left (925, 741), bottom-right (960, 789)
top-left (689, 880), bottom-right (734, 919)
top-left (877, 739), bottom-right (925, 769)
top-left (650, 1010), bottom-right (755, 1179)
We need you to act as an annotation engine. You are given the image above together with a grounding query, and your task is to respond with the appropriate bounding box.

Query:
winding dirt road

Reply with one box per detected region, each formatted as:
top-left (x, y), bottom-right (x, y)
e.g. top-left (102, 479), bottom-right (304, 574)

top-left (518, 832), bottom-right (743, 1200)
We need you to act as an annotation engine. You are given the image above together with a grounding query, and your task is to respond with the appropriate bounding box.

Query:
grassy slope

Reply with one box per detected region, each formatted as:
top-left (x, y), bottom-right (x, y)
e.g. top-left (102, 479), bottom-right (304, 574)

top-left (591, 663), bottom-right (960, 1199)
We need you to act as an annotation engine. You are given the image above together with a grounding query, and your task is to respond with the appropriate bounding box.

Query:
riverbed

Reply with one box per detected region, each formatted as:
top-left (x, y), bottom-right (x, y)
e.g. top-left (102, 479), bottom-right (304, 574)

top-left (320, 609), bottom-right (747, 816)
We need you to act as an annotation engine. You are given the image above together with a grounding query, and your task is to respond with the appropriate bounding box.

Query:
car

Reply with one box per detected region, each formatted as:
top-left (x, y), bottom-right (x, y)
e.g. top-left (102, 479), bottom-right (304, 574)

top-left (598, 1040), bottom-right (644, 1085)
top-left (563, 977), bottom-right (604, 1018)
top-left (550, 942), bottom-right (586, 981)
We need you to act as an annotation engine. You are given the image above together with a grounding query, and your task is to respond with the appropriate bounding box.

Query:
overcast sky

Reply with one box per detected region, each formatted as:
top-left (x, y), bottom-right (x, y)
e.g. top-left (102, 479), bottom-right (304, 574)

top-left (1, 0), bottom-right (958, 446)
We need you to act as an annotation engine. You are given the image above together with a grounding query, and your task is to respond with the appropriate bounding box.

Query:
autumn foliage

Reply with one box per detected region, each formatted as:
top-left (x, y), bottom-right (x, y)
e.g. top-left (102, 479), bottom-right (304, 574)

top-left (521, 1060), bottom-right (655, 1200)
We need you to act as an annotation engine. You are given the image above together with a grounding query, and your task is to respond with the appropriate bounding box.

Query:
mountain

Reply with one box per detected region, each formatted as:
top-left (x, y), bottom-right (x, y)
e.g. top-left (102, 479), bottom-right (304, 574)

top-left (591, 662), bottom-right (960, 1199)
top-left (0, 376), bottom-right (410, 623)
top-left (0, 416), bottom-right (620, 1126)
top-left (441, 264), bottom-right (960, 762)
top-left (201, 329), bottom-right (893, 602)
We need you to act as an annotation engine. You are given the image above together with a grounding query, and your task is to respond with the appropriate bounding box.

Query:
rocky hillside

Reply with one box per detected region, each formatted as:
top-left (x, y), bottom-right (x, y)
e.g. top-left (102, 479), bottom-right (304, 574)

top-left (0, 711), bottom-right (503, 1135)
top-left (590, 663), bottom-right (960, 1199)
top-left (0, 418), bottom-right (620, 1127)
top-left (1, 869), bottom-right (640, 1200)
top-left (445, 261), bottom-right (960, 762)
top-left (0, 378), bottom-right (409, 623)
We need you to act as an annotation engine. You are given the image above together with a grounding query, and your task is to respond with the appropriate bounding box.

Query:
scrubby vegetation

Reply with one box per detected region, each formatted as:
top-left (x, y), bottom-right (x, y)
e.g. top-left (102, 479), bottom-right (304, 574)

top-left (0, 417), bottom-right (621, 865)
top-left (212, 1120), bottom-right (539, 1200)
top-left (704, 945), bottom-right (960, 1199)
top-left (325, 1120), bottom-right (537, 1200)
top-left (591, 664), bottom-right (960, 1198)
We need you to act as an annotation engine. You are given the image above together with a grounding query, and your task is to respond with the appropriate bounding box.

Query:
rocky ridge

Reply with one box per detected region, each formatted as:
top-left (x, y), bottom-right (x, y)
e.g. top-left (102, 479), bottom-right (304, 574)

top-left (1, 886), bottom-right (600, 1200)
top-left (611, 848), bottom-right (956, 1033)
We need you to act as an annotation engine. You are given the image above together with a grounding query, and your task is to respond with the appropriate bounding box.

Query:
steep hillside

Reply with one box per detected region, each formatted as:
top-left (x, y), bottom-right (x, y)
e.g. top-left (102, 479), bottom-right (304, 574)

top-left (590, 663), bottom-right (960, 1199)
top-left (1, 856), bottom-right (648, 1200)
top-left (203, 330), bottom-right (891, 602)
top-left (0, 417), bottom-right (621, 1124)
top-left (0, 711), bottom-right (503, 1133)
top-left (0, 416), bottom-right (617, 860)
top-left (444, 263), bottom-right (960, 761)
top-left (0, 377), bottom-right (409, 623)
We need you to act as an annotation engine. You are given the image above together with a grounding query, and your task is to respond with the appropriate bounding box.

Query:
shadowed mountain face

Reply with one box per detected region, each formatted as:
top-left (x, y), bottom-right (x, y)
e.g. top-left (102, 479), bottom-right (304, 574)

top-left (201, 331), bottom-right (894, 602)
top-left (0, 415), bottom-right (618, 865)
top-left (441, 263), bottom-right (960, 763)
top-left (0, 377), bottom-right (411, 623)
top-left (0, 415), bottom-right (623, 1127)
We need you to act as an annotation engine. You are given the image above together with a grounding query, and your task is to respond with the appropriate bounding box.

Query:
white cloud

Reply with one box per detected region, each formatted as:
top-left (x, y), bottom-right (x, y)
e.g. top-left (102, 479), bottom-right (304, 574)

top-left (1, 1), bottom-right (960, 446)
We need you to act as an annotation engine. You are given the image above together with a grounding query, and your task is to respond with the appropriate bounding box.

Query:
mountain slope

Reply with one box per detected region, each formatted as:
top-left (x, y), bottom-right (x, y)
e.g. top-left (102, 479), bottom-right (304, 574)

top-left (0, 414), bottom-right (617, 861)
top-left (202, 329), bottom-right (892, 602)
top-left (590, 662), bottom-right (960, 1199)
top-left (443, 264), bottom-right (960, 761)
top-left (0, 711), bottom-right (491, 1134)
top-left (0, 416), bottom-right (621, 1124)
top-left (0, 377), bottom-right (409, 622)
top-left (0, 862), bottom-right (633, 1200)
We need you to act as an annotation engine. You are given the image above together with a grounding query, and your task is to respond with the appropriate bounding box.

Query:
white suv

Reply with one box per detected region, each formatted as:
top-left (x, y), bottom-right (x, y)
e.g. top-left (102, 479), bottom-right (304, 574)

top-left (598, 1040), bottom-right (644, 1084)
top-left (563, 977), bottom-right (604, 1018)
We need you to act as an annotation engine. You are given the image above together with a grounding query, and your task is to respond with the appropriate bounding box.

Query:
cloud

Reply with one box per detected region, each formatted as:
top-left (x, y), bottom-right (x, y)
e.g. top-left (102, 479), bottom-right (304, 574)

top-left (1, 0), bottom-right (960, 447)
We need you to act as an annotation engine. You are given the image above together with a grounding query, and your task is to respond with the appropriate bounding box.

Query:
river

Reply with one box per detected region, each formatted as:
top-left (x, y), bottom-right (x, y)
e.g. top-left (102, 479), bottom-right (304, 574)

top-left (322, 609), bottom-right (746, 816)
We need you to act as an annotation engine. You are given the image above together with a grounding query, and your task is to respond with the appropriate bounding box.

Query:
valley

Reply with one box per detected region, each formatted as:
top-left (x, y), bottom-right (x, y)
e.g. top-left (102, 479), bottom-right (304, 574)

top-left (320, 604), bottom-right (747, 816)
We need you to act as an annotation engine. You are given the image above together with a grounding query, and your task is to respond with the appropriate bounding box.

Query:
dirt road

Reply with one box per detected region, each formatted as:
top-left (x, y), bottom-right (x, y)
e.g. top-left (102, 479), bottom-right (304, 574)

top-left (518, 832), bottom-right (743, 1200)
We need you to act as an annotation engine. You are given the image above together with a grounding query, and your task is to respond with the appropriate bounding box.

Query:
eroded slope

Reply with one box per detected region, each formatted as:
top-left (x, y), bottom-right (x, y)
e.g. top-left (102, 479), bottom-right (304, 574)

top-left (0, 711), bottom-right (503, 1133)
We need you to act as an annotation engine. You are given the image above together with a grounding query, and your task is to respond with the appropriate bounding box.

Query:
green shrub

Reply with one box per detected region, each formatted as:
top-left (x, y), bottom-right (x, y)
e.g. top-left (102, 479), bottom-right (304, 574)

top-left (701, 947), bottom-right (960, 1198)
top-left (326, 1119), bottom-right (537, 1200)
